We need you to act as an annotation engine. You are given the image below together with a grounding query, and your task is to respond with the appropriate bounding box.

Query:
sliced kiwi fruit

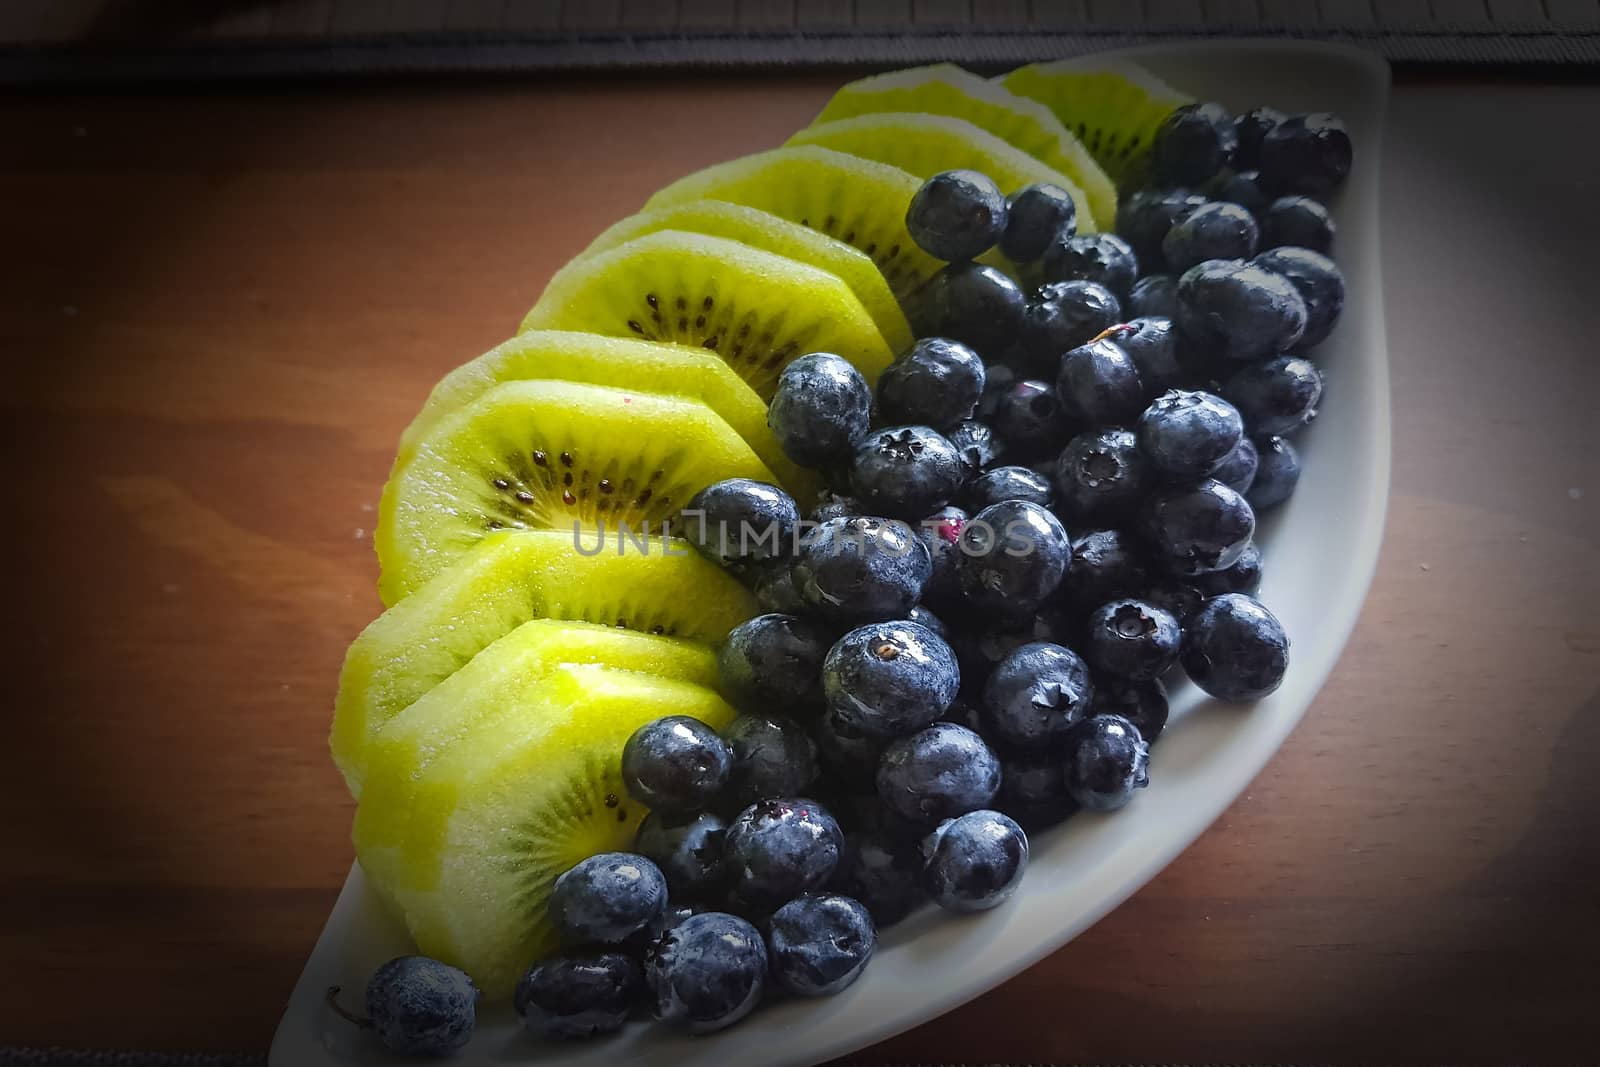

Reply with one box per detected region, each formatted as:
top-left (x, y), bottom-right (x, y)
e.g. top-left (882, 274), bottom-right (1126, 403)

top-left (1001, 59), bottom-right (1194, 190)
top-left (812, 63), bottom-right (1116, 232)
top-left (330, 528), bottom-right (752, 795)
top-left (375, 378), bottom-right (776, 603)
top-left (398, 330), bottom-right (815, 499)
top-left (519, 230), bottom-right (895, 400)
top-left (577, 200), bottom-right (912, 354)
top-left (644, 145), bottom-right (942, 303)
top-left (356, 663), bottom-right (736, 996)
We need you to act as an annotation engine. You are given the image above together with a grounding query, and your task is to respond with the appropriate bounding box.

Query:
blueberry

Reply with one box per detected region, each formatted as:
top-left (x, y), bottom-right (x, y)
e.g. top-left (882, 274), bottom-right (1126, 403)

top-left (634, 810), bottom-right (730, 897)
top-left (1234, 105), bottom-right (1286, 170)
top-left (1084, 598), bottom-right (1182, 681)
top-left (718, 612), bottom-right (831, 715)
top-left (1137, 389), bottom-right (1245, 480)
top-left (791, 515), bottom-right (931, 623)
top-left (1106, 315), bottom-right (1181, 392)
top-left (1221, 355), bottom-right (1323, 437)
top-left (1195, 541), bottom-right (1264, 596)
top-left (768, 353), bottom-right (873, 470)
top-left (550, 853), bottom-right (669, 945)
top-left (751, 560), bottom-right (809, 614)
top-left (823, 620), bottom-right (960, 739)
top-left (956, 499), bottom-right (1071, 615)
top-left (766, 893), bottom-right (876, 996)
top-left (1175, 259), bottom-right (1308, 362)
top-left (945, 420), bottom-right (1003, 475)
top-left (912, 261), bottom-right (1027, 360)
top-left (1115, 187), bottom-right (1207, 269)
top-left (1090, 676), bottom-right (1170, 743)
top-left (1053, 427), bottom-right (1152, 525)
top-left (1056, 337), bottom-right (1146, 426)
top-left (1128, 275), bottom-right (1179, 320)
top-left (981, 641), bottom-right (1094, 748)
top-left (814, 706), bottom-right (888, 787)
top-left (877, 337), bottom-right (986, 430)
top-left (976, 361), bottom-right (1016, 421)
top-left (915, 504), bottom-right (968, 604)
top-left (723, 714), bottom-right (819, 806)
top-left (945, 609), bottom-right (1071, 697)
top-left (998, 753), bottom-right (1077, 828)
top-left (809, 490), bottom-right (859, 523)
top-left (1057, 528), bottom-right (1151, 614)
top-left (1261, 195), bottom-right (1334, 254)
top-left (646, 911), bottom-right (768, 1033)
top-left (335, 957), bottom-right (478, 1057)
top-left (1138, 478), bottom-right (1256, 576)
top-left (1000, 182), bottom-right (1079, 262)
top-left (1042, 233), bottom-right (1139, 300)
top-left (1205, 169), bottom-right (1271, 214)
top-left (989, 378), bottom-right (1073, 458)
top-left (514, 951), bottom-right (640, 1039)
top-left (1211, 435), bottom-right (1259, 495)
top-left (1247, 435), bottom-right (1302, 512)
top-left (906, 168), bottom-right (1008, 262)
top-left (1015, 279), bottom-right (1124, 376)
top-left (1162, 201), bottom-right (1260, 274)
top-left (831, 830), bottom-right (925, 926)
top-left (921, 809), bottom-right (1028, 912)
top-left (1063, 715), bottom-right (1150, 811)
top-left (1181, 593), bottom-right (1290, 701)
top-left (622, 715), bottom-right (733, 813)
top-left (1143, 581), bottom-right (1206, 626)
top-left (849, 425), bottom-right (968, 520)
top-left (1253, 246), bottom-right (1345, 349)
top-left (877, 722), bottom-right (1001, 823)
top-left (907, 603), bottom-right (946, 636)
top-left (1152, 102), bottom-right (1238, 187)
top-left (963, 464), bottom-right (1055, 511)
top-left (681, 479), bottom-right (799, 569)
top-left (725, 797), bottom-right (844, 905)
top-left (1259, 113), bottom-right (1352, 197)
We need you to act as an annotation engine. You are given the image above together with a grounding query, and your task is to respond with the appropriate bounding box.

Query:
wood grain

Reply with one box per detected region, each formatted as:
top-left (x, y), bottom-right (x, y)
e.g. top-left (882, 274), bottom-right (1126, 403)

top-left (0, 76), bottom-right (1596, 1061)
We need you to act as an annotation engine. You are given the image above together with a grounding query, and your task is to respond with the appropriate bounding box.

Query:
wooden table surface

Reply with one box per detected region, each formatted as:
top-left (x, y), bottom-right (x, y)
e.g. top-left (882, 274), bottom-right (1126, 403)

top-left (3, 72), bottom-right (1597, 1064)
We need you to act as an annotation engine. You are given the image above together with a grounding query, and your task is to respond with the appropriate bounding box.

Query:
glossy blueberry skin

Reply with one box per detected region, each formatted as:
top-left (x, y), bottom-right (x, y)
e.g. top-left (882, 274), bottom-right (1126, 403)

top-left (1259, 112), bottom-right (1352, 197)
top-left (1221, 355), bottom-right (1323, 437)
top-left (634, 810), bottom-right (730, 897)
top-left (831, 830), bottom-right (925, 926)
top-left (989, 378), bottom-right (1073, 458)
top-left (768, 353), bottom-right (873, 470)
top-left (1107, 316), bottom-right (1181, 392)
top-left (814, 706), bottom-right (888, 787)
top-left (1042, 233), bottom-right (1139, 300)
top-left (1253, 247), bottom-right (1346, 349)
top-left (1091, 676), bottom-right (1170, 743)
top-left (1063, 715), bottom-right (1150, 811)
top-left (955, 500), bottom-right (1071, 615)
top-left (1143, 581), bottom-right (1206, 626)
top-left (751, 559), bottom-right (809, 614)
top-left (1056, 337), bottom-right (1147, 426)
top-left (907, 603), bottom-right (946, 636)
top-left (945, 421), bottom-right (1003, 476)
top-left (766, 893), bottom-right (877, 996)
top-left (915, 504), bottom-right (968, 604)
top-left (1153, 102), bottom-right (1239, 187)
top-left (1212, 435), bottom-right (1259, 495)
top-left (1057, 529), bottom-right (1151, 614)
top-left (877, 337), bottom-right (986, 430)
top-left (998, 752), bottom-right (1076, 827)
top-left (877, 722), bottom-right (1001, 824)
top-left (1195, 541), bottom-right (1264, 597)
top-left (906, 168), bottom-right (1008, 262)
top-left (1234, 105), bottom-right (1287, 170)
top-left (1162, 201), bottom-right (1260, 274)
top-left (1115, 188), bottom-right (1207, 270)
top-left (1175, 259), bottom-right (1308, 362)
top-left (850, 425), bottom-right (967, 521)
top-left (718, 612), bottom-right (831, 715)
top-left (921, 810), bottom-right (1029, 913)
top-left (1247, 435), bottom-right (1302, 512)
top-left (363, 956), bottom-right (478, 1057)
top-left (622, 715), bottom-right (733, 813)
top-left (550, 853), bottom-right (669, 945)
top-left (912, 261), bottom-right (1026, 361)
top-left (1128, 274), bottom-right (1178, 319)
top-left (681, 479), bottom-right (799, 569)
top-left (1261, 196), bottom-right (1334, 254)
top-left (1181, 593), bottom-right (1290, 701)
top-left (646, 911), bottom-right (768, 1034)
top-left (1084, 598), bottom-right (1182, 681)
top-left (1137, 389), bottom-right (1245, 480)
top-left (980, 641), bottom-right (1094, 748)
top-left (962, 465), bottom-right (1055, 511)
top-left (791, 515), bottom-right (932, 623)
top-left (1015, 279), bottom-right (1123, 374)
top-left (723, 714), bottom-right (819, 807)
top-left (944, 610), bottom-right (1071, 696)
top-left (515, 951), bottom-right (640, 1040)
top-left (1000, 182), bottom-right (1079, 262)
top-left (809, 490), bottom-right (859, 523)
top-left (725, 797), bottom-right (844, 906)
top-left (1138, 478), bottom-right (1257, 576)
top-left (1205, 169), bottom-right (1271, 215)
top-left (976, 361), bottom-right (1015, 420)
top-left (1053, 427), bottom-right (1152, 525)
top-left (823, 620), bottom-right (960, 739)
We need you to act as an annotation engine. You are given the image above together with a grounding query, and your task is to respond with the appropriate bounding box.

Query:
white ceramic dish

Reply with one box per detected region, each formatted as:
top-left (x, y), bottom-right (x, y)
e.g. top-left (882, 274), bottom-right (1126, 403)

top-left (272, 40), bottom-right (1390, 1067)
